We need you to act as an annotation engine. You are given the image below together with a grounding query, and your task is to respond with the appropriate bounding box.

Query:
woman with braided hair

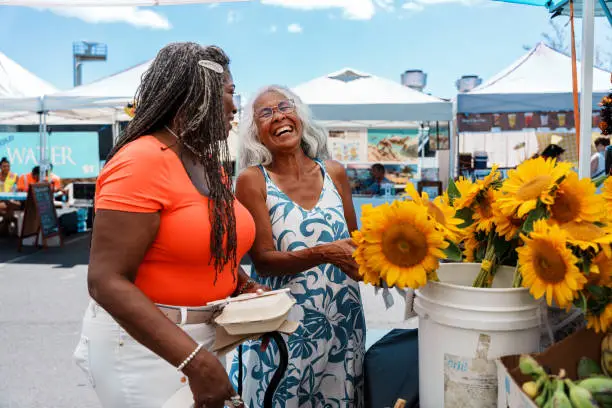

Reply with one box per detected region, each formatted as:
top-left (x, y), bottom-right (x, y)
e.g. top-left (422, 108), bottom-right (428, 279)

top-left (73, 42), bottom-right (264, 408)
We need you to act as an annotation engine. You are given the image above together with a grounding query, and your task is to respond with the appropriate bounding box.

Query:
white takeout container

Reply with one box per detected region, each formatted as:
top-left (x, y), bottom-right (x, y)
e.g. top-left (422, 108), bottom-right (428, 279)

top-left (214, 291), bottom-right (296, 336)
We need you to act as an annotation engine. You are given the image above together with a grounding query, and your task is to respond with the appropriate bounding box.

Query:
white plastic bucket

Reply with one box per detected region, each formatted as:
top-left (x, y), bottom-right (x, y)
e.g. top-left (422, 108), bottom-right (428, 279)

top-left (413, 263), bottom-right (541, 408)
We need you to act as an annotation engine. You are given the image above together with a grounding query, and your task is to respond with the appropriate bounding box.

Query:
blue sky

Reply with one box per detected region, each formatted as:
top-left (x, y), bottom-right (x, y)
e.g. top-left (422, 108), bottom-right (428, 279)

top-left (0, 0), bottom-right (610, 102)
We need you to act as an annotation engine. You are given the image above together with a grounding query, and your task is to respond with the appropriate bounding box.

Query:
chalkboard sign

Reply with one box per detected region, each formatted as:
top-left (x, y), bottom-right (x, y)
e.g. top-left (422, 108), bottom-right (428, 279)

top-left (18, 183), bottom-right (62, 250)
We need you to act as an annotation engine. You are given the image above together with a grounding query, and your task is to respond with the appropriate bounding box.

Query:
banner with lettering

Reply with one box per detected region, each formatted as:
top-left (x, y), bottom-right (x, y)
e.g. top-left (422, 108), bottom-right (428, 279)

top-left (0, 132), bottom-right (100, 178)
top-left (457, 111), bottom-right (601, 133)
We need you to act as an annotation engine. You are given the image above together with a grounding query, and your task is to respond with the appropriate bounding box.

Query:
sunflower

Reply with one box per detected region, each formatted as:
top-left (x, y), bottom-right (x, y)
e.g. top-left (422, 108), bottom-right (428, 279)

top-left (586, 303), bottom-right (612, 333)
top-left (476, 164), bottom-right (501, 190)
top-left (549, 172), bottom-right (604, 224)
top-left (517, 220), bottom-right (586, 308)
top-left (601, 177), bottom-right (612, 220)
top-left (492, 191), bottom-right (524, 241)
top-left (472, 189), bottom-right (496, 233)
top-left (403, 183), bottom-right (463, 241)
top-left (352, 229), bottom-right (381, 285)
top-left (355, 200), bottom-right (448, 289)
top-left (462, 226), bottom-right (484, 262)
top-left (497, 157), bottom-right (572, 218)
top-left (559, 221), bottom-right (612, 253)
top-left (590, 251), bottom-right (612, 287)
top-left (453, 177), bottom-right (480, 210)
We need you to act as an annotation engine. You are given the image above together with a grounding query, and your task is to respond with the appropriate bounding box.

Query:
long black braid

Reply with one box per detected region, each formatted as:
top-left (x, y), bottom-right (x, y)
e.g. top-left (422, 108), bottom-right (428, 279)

top-left (107, 42), bottom-right (237, 280)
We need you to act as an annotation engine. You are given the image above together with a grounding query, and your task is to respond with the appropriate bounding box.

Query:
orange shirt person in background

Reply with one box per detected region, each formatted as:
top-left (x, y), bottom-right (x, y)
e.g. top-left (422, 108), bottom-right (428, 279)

top-left (17, 166), bottom-right (40, 192)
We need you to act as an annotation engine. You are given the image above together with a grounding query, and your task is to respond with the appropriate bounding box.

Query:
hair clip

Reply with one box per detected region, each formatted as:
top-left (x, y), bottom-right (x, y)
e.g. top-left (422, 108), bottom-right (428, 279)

top-left (198, 60), bottom-right (224, 74)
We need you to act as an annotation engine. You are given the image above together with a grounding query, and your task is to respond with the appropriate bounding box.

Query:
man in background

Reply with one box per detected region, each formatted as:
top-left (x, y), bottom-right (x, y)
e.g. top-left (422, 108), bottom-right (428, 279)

top-left (17, 166), bottom-right (40, 192)
top-left (364, 163), bottom-right (392, 196)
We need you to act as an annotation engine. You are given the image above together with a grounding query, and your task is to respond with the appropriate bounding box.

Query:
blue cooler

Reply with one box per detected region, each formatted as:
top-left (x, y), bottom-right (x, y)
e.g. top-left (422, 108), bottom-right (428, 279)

top-left (474, 151), bottom-right (488, 169)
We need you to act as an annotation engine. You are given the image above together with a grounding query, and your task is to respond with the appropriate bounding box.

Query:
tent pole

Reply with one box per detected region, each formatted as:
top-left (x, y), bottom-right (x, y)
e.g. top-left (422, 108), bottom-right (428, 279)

top-left (578, 0), bottom-right (595, 178)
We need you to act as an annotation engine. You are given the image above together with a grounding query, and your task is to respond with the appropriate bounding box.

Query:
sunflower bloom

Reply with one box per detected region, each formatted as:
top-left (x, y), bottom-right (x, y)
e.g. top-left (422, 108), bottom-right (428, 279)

top-left (559, 221), bottom-right (612, 253)
top-left (453, 177), bottom-right (479, 210)
top-left (354, 201), bottom-right (448, 289)
top-left (590, 251), bottom-right (612, 287)
top-left (497, 157), bottom-right (572, 218)
top-left (492, 191), bottom-right (523, 241)
top-left (601, 177), bottom-right (612, 220)
top-left (586, 303), bottom-right (612, 333)
top-left (549, 173), bottom-right (604, 224)
top-left (403, 183), bottom-right (462, 242)
top-left (472, 189), bottom-right (496, 233)
top-left (517, 220), bottom-right (586, 308)
top-left (476, 164), bottom-right (501, 190)
top-left (462, 226), bottom-right (483, 262)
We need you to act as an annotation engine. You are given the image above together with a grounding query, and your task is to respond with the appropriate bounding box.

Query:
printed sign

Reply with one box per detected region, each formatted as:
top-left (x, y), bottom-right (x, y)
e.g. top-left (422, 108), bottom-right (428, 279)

top-left (444, 350), bottom-right (498, 408)
top-left (367, 129), bottom-right (419, 163)
top-left (0, 132), bottom-right (100, 178)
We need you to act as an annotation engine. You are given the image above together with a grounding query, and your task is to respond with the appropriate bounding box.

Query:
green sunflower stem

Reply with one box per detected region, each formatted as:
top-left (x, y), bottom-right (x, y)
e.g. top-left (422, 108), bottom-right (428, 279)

top-left (512, 263), bottom-right (523, 288)
top-left (472, 232), bottom-right (497, 288)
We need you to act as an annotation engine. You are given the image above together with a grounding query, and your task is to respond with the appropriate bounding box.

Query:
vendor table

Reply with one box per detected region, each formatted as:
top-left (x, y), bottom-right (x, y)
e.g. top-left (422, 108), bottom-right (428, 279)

top-left (0, 192), bottom-right (62, 201)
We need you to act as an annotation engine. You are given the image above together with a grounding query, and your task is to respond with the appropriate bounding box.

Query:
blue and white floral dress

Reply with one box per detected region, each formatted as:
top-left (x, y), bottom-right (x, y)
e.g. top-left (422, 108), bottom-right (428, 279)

top-left (230, 160), bottom-right (365, 408)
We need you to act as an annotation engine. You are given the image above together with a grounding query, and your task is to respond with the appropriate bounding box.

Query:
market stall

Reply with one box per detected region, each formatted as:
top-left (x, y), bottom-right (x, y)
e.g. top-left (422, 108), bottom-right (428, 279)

top-left (292, 68), bottom-right (453, 206)
top-left (456, 42), bottom-right (611, 174)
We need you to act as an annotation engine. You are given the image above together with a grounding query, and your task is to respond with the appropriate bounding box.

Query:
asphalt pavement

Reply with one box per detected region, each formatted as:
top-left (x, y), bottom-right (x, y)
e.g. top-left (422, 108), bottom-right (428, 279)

top-left (0, 234), bottom-right (100, 408)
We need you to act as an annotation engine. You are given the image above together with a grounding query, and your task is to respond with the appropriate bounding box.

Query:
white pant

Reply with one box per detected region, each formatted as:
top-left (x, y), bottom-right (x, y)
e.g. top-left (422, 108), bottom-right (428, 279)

top-left (73, 300), bottom-right (220, 408)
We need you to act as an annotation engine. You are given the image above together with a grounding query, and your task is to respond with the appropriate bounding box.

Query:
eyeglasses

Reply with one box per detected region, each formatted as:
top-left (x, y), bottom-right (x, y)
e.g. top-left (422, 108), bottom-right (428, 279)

top-left (257, 99), bottom-right (295, 120)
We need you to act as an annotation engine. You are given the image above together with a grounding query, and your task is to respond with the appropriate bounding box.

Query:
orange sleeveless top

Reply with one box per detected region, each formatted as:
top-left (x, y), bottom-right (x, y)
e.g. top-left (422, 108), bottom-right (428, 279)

top-left (95, 136), bottom-right (255, 306)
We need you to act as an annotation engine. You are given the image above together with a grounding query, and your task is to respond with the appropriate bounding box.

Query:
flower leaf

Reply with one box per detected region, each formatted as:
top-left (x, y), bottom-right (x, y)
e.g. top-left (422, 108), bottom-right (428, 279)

top-left (447, 178), bottom-right (461, 203)
top-left (444, 241), bottom-right (463, 262)
top-left (456, 207), bottom-right (474, 228)
top-left (521, 204), bottom-right (549, 234)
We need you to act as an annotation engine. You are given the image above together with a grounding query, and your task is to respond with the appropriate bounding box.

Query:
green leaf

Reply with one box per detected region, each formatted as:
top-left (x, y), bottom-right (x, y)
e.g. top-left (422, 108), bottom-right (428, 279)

top-left (580, 257), bottom-right (592, 276)
top-left (455, 207), bottom-right (475, 228)
top-left (444, 241), bottom-right (463, 262)
top-left (586, 284), bottom-right (605, 298)
top-left (521, 204), bottom-right (549, 234)
top-left (447, 178), bottom-right (460, 202)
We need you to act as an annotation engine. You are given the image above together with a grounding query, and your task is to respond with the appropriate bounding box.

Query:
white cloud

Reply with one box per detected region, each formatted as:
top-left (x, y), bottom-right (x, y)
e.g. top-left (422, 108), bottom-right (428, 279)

top-left (261, 0), bottom-right (376, 20)
top-left (401, 2), bottom-right (424, 11)
top-left (287, 23), bottom-right (303, 33)
top-left (269, 24), bottom-right (278, 33)
top-left (45, 6), bottom-right (170, 29)
top-left (227, 10), bottom-right (237, 23)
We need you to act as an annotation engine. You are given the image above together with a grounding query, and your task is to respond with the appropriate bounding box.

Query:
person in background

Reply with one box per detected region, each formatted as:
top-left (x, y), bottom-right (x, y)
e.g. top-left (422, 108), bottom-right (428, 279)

top-left (46, 163), bottom-right (62, 192)
top-left (591, 137), bottom-right (610, 179)
top-left (539, 144), bottom-right (565, 161)
top-left (0, 158), bottom-right (17, 193)
top-left (73, 43), bottom-right (263, 408)
top-left (232, 85), bottom-right (365, 407)
top-left (0, 157), bottom-right (19, 235)
top-left (16, 166), bottom-right (40, 192)
top-left (364, 163), bottom-right (392, 195)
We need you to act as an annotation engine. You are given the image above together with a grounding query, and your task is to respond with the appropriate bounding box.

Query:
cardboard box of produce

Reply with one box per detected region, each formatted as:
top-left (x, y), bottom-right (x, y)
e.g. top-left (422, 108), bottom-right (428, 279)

top-left (496, 328), bottom-right (607, 408)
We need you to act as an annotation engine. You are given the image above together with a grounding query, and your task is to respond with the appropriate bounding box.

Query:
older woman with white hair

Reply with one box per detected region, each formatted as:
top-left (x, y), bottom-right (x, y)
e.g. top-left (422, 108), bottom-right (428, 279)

top-left (230, 85), bottom-right (365, 407)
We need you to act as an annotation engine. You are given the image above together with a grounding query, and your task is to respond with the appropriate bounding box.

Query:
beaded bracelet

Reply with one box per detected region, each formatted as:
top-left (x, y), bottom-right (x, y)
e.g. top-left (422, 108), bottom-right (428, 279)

top-left (236, 278), bottom-right (256, 296)
top-left (177, 343), bottom-right (204, 372)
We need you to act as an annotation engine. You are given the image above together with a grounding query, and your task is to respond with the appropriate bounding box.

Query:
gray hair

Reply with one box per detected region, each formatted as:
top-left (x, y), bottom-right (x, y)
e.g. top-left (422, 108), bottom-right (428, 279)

top-left (239, 85), bottom-right (329, 169)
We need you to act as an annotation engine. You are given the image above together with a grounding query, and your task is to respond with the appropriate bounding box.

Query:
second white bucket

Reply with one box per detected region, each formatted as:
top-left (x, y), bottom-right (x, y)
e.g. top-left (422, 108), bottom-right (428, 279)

top-left (413, 263), bottom-right (542, 408)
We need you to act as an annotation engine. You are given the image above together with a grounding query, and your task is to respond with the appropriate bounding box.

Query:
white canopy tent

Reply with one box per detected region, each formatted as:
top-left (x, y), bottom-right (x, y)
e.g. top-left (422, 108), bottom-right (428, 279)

top-left (456, 42), bottom-right (611, 173)
top-left (0, 51), bottom-right (57, 114)
top-left (457, 42), bottom-right (611, 114)
top-left (293, 68), bottom-right (453, 123)
top-left (290, 68), bottom-right (453, 184)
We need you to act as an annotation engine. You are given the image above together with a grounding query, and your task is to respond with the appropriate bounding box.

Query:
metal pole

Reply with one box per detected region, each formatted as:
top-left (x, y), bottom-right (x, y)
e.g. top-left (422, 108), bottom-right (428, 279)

top-left (578, 0), bottom-right (595, 178)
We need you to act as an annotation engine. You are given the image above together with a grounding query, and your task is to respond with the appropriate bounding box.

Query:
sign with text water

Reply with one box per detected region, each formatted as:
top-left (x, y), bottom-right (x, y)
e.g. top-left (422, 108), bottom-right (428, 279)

top-left (0, 132), bottom-right (100, 178)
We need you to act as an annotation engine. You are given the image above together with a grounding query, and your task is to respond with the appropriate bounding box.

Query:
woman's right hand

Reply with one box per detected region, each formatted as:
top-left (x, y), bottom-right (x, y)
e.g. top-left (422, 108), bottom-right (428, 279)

top-left (184, 350), bottom-right (237, 408)
top-left (326, 238), bottom-right (362, 282)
